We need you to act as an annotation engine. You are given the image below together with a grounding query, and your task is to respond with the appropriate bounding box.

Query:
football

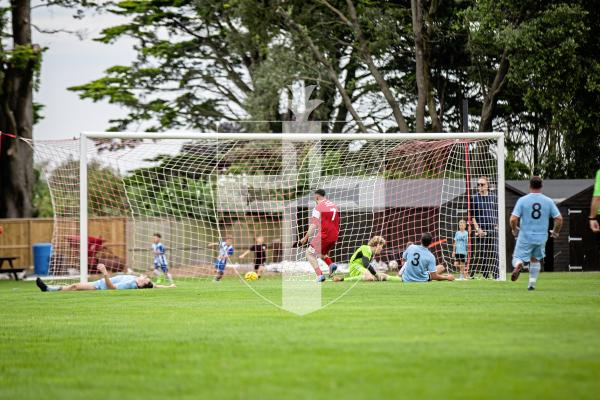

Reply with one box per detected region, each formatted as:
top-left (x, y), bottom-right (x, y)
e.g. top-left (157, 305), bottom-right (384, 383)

top-left (244, 271), bottom-right (258, 281)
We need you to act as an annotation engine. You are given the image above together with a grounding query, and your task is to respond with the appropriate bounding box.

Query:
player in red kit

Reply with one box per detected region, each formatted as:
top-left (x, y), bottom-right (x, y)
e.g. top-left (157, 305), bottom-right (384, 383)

top-left (299, 189), bottom-right (340, 282)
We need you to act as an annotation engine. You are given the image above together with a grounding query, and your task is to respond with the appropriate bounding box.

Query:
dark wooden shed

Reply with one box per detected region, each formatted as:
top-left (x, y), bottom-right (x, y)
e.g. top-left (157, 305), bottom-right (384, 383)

top-left (505, 180), bottom-right (597, 271)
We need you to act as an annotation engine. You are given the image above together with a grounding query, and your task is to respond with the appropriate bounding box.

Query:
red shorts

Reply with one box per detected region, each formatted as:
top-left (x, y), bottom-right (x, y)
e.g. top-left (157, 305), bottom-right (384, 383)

top-left (309, 234), bottom-right (338, 256)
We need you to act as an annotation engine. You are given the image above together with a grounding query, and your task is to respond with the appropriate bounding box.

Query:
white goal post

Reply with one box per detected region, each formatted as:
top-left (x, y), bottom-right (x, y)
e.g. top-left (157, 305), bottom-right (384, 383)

top-left (72, 131), bottom-right (506, 283)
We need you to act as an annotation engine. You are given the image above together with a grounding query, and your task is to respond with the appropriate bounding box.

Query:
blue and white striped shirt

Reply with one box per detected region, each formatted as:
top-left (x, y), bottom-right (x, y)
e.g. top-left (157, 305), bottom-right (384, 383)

top-left (152, 242), bottom-right (168, 267)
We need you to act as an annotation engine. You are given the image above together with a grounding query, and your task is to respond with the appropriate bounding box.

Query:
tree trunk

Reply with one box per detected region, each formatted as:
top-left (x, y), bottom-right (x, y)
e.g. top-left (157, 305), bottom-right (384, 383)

top-left (424, 0), bottom-right (442, 132)
top-left (332, 54), bottom-right (358, 134)
top-left (0, 0), bottom-right (35, 218)
top-left (316, 48), bottom-right (342, 132)
top-left (345, 0), bottom-right (409, 132)
top-left (425, 64), bottom-right (442, 132)
top-left (279, 9), bottom-right (368, 133)
top-left (478, 49), bottom-right (509, 132)
top-left (411, 0), bottom-right (426, 133)
top-left (532, 128), bottom-right (539, 175)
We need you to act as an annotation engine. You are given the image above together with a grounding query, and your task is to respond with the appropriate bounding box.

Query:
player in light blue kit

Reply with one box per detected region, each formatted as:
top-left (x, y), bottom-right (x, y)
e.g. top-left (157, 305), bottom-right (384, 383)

top-left (401, 233), bottom-right (455, 282)
top-left (36, 264), bottom-right (175, 292)
top-left (209, 237), bottom-right (235, 281)
top-left (510, 176), bottom-right (562, 290)
top-left (152, 233), bottom-right (173, 284)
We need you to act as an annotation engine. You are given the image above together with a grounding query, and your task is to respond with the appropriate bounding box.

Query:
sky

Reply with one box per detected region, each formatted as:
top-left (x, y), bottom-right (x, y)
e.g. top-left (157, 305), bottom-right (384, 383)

top-left (32, 3), bottom-right (134, 141)
top-left (28, 5), bottom-right (318, 141)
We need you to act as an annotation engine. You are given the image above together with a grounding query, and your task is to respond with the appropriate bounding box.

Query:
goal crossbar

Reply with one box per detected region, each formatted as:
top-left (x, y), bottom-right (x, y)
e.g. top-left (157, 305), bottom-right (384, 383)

top-left (81, 131), bottom-right (503, 140)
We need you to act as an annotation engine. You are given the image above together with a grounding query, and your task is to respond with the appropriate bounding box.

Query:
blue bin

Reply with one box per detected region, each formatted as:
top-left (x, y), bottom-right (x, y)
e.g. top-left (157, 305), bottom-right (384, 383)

top-left (33, 243), bottom-right (52, 276)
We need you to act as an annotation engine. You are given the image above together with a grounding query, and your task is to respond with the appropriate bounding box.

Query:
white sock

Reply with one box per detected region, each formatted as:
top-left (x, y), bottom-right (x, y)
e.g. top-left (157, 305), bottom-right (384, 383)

top-left (153, 269), bottom-right (163, 278)
top-left (166, 273), bottom-right (173, 283)
top-left (47, 285), bottom-right (61, 292)
top-left (529, 262), bottom-right (541, 288)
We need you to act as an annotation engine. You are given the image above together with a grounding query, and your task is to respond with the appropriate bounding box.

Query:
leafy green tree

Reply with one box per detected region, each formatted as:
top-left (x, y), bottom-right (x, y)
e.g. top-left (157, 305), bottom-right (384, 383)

top-left (125, 175), bottom-right (216, 220)
top-left (464, 0), bottom-right (600, 178)
top-left (48, 159), bottom-right (128, 217)
top-left (69, 0), bottom-right (599, 179)
top-left (32, 167), bottom-right (53, 217)
top-left (69, 0), bottom-right (284, 132)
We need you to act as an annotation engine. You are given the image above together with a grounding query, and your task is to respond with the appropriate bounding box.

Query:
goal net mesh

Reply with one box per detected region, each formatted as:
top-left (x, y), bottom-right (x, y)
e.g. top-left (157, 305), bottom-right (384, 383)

top-left (30, 135), bottom-right (501, 282)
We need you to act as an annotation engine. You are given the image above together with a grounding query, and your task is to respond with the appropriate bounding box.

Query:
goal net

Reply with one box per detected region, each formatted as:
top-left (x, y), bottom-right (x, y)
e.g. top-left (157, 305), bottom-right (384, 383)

top-left (30, 133), bottom-right (505, 282)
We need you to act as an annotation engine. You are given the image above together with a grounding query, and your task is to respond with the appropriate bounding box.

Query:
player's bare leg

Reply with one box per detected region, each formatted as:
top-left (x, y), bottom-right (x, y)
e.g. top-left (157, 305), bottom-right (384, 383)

top-left (214, 270), bottom-right (224, 281)
top-left (60, 283), bottom-right (97, 291)
top-left (372, 272), bottom-right (391, 281)
top-left (363, 272), bottom-right (376, 281)
top-left (36, 277), bottom-right (96, 292)
top-left (306, 247), bottom-right (325, 282)
top-left (434, 264), bottom-right (454, 280)
top-left (460, 262), bottom-right (467, 279)
top-left (455, 261), bottom-right (466, 280)
top-left (364, 271), bottom-right (391, 281)
top-left (153, 268), bottom-right (164, 283)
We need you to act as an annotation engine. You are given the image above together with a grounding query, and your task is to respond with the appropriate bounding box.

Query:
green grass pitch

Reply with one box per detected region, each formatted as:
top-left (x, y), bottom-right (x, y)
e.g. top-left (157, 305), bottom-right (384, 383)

top-left (1, 273), bottom-right (599, 399)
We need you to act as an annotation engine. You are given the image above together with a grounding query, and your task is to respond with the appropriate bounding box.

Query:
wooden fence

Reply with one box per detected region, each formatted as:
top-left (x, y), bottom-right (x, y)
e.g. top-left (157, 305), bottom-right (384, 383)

top-left (0, 216), bottom-right (282, 270)
top-left (0, 217), bottom-right (127, 269)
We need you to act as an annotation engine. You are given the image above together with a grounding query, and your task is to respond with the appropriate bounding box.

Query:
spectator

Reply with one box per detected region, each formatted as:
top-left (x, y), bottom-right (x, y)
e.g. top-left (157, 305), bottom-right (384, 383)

top-left (471, 176), bottom-right (499, 279)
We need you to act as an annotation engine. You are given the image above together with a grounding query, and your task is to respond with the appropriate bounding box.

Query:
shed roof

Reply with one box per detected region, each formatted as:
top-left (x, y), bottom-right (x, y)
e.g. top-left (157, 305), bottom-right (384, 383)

top-left (290, 178), bottom-right (468, 209)
top-left (217, 175), bottom-right (512, 212)
top-left (506, 179), bottom-right (594, 204)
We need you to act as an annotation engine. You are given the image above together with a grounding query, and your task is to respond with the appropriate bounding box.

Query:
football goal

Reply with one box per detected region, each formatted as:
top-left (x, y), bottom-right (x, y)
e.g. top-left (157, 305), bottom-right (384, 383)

top-left (30, 132), bottom-right (506, 282)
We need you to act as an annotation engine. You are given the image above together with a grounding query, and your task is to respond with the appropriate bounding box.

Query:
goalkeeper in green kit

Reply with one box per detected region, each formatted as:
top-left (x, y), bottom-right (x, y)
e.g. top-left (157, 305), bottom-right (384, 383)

top-left (334, 236), bottom-right (401, 282)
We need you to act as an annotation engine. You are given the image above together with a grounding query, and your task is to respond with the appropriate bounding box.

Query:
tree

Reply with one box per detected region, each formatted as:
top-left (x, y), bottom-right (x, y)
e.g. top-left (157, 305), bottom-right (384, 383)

top-left (47, 159), bottom-right (128, 217)
top-left (69, 0), bottom-right (599, 178)
top-left (281, 0), bottom-right (480, 133)
top-left (32, 166), bottom-right (53, 217)
top-left (0, 0), bottom-right (40, 218)
top-left (464, 0), bottom-right (600, 177)
top-left (69, 0), bottom-right (282, 132)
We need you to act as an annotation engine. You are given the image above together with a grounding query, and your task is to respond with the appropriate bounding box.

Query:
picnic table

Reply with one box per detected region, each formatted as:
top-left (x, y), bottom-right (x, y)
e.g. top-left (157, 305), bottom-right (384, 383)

top-left (0, 257), bottom-right (24, 280)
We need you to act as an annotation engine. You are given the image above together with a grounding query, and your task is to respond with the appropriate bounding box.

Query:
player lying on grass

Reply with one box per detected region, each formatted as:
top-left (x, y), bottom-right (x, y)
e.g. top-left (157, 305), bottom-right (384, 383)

top-left (401, 233), bottom-right (455, 282)
top-left (334, 236), bottom-right (401, 282)
top-left (35, 264), bottom-right (176, 292)
top-left (299, 189), bottom-right (340, 282)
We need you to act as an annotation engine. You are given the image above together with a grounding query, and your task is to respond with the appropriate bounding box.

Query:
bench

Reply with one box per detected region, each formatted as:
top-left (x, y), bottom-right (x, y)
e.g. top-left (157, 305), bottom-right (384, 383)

top-left (0, 257), bottom-right (24, 280)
